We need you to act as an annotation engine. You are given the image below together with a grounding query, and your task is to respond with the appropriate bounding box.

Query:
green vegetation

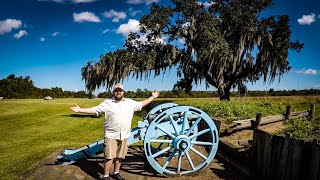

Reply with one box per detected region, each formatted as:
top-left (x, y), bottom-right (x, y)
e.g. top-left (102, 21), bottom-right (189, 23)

top-left (280, 117), bottom-right (320, 138)
top-left (81, 0), bottom-right (303, 100)
top-left (0, 96), bottom-right (319, 179)
top-left (0, 74), bottom-right (88, 99)
top-left (0, 99), bottom-right (104, 179)
top-left (1, 74), bottom-right (320, 99)
top-left (98, 88), bottom-right (320, 99)
top-left (179, 100), bottom-right (285, 124)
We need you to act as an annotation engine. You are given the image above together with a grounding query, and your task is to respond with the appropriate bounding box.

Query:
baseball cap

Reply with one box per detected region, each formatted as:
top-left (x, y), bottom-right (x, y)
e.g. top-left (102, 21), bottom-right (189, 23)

top-left (113, 83), bottom-right (124, 91)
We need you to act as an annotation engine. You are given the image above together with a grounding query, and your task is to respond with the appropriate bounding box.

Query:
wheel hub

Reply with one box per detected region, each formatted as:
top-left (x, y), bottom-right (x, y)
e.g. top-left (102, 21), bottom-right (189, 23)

top-left (173, 135), bottom-right (191, 152)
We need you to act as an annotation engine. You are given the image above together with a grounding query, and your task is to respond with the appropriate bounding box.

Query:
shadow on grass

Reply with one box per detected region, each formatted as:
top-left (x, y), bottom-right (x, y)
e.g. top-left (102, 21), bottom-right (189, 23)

top-left (61, 114), bottom-right (101, 118)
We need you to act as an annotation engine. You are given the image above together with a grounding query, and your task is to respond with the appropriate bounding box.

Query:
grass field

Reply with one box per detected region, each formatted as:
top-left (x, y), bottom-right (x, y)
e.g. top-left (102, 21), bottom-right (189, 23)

top-left (0, 96), bottom-right (319, 179)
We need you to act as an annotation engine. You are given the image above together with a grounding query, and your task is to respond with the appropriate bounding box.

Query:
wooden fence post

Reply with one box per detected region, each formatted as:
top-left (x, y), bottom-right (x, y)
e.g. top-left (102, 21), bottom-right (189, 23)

top-left (285, 106), bottom-right (292, 119)
top-left (309, 139), bottom-right (320, 180)
top-left (0, 97), bottom-right (3, 104)
top-left (309, 104), bottom-right (315, 121)
top-left (251, 113), bottom-right (262, 129)
top-left (213, 119), bottom-right (221, 134)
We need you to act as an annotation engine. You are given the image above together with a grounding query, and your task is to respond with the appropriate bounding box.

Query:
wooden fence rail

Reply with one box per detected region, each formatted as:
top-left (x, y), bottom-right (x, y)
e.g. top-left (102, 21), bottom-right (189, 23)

top-left (223, 104), bottom-right (315, 135)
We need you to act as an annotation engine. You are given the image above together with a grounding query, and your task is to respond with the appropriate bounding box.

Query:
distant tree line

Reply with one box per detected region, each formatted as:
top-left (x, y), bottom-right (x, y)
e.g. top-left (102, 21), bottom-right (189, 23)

top-left (1, 74), bottom-right (320, 99)
top-left (0, 74), bottom-right (87, 99)
top-left (97, 89), bottom-right (218, 99)
top-left (97, 88), bottom-right (320, 99)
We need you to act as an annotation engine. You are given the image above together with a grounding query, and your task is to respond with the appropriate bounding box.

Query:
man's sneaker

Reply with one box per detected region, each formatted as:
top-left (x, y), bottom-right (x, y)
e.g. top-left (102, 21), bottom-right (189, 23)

top-left (102, 176), bottom-right (110, 180)
top-left (113, 173), bottom-right (125, 180)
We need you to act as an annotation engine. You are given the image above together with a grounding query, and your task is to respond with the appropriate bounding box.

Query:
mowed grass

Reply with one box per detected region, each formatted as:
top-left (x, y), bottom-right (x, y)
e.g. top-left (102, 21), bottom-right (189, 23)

top-left (0, 96), bottom-right (319, 179)
top-left (0, 98), bottom-right (106, 179)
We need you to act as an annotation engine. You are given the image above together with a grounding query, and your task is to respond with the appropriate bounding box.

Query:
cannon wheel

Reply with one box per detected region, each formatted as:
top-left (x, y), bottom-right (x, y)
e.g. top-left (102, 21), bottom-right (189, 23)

top-left (143, 106), bottom-right (219, 175)
top-left (145, 103), bottom-right (199, 155)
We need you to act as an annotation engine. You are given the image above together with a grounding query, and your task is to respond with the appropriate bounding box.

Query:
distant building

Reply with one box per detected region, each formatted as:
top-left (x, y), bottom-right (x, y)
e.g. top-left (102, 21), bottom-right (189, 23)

top-left (44, 96), bottom-right (52, 100)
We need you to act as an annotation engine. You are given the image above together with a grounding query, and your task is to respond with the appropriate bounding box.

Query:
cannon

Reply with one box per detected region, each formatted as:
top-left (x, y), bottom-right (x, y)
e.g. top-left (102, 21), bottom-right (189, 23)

top-left (57, 103), bottom-right (219, 175)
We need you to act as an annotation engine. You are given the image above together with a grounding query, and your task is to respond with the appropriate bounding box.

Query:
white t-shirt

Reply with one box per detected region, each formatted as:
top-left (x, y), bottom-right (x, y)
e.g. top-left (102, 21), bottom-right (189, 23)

top-left (92, 98), bottom-right (142, 140)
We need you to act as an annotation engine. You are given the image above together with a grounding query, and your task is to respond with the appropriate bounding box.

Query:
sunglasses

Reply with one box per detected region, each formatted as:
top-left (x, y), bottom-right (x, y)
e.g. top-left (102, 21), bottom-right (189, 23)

top-left (113, 88), bottom-right (123, 92)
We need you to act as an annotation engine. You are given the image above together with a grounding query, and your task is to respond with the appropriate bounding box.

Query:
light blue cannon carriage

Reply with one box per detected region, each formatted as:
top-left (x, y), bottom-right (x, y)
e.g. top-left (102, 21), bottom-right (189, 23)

top-left (57, 103), bottom-right (219, 175)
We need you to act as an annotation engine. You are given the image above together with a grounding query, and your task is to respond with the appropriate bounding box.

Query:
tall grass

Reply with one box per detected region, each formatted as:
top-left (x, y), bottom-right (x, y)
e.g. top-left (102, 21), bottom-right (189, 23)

top-left (175, 96), bottom-right (319, 125)
top-left (280, 117), bottom-right (320, 138)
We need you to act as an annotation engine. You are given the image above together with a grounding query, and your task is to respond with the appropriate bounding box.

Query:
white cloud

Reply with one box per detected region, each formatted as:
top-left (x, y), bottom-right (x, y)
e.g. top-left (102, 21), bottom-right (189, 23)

top-left (146, 0), bottom-right (159, 4)
top-left (313, 85), bottom-right (320, 89)
top-left (72, 0), bottom-right (97, 3)
top-left (116, 19), bottom-right (140, 37)
top-left (13, 30), bottom-right (27, 39)
top-left (117, 19), bottom-right (164, 44)
top-left (40, 37), bottom-right (46, 42)
top-left (197, 1), bottom-right (214, 7)
top-left (102, 29), bottom-right (110, 34)
top-left (38, 0), bottom-right (64, 3)
top-left (297, 13), bottom-right (316, 25)
top-left (0, 19), bottom-right (22, 35)
top-left (137, 33), bottom-right (164, 44)
top-left (128, 8), bottom-right (142, 16)
top-left (295, 69), bottom-right (318, 75)
top-left (127, 0), bottom-right (142, 4)
top-left (52, 32), bottom-right (60, 36)
top-left (127, 0), bottom-right (159, 5)
top-left (103, 10), bottom-right (127, 22)
top-left (73, 12), bottom-right (101, 23)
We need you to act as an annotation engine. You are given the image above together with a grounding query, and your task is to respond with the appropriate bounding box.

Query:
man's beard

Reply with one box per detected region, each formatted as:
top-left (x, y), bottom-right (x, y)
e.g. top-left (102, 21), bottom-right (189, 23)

top-left (114, 95), bottom-right (123, 101)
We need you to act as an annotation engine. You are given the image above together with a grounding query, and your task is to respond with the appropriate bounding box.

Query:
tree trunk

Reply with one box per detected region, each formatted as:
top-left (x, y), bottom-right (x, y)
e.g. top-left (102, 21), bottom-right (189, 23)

top-left (218, 86), bottom-right (231, 101)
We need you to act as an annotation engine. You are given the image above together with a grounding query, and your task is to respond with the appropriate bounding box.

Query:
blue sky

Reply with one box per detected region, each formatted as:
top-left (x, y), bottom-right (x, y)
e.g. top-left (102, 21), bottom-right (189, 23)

top-left (0, 0), bottom-right (319, 93)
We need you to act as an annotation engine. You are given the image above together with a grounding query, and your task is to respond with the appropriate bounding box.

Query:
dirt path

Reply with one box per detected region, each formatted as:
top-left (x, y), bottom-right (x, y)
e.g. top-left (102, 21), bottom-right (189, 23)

top-left (18, 122), bottom-right (285, 180)
top-left (19, 146), bottom-right (246, 180)
top-left (220, 121), bottom-right (285, 147)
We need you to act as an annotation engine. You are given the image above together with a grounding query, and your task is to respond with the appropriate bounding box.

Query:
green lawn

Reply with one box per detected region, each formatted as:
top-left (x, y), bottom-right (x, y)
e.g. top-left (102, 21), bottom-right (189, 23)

top-left (0, 96), bottom-right (319, 179)
top-left (0, 98), bottom-right (106, 179)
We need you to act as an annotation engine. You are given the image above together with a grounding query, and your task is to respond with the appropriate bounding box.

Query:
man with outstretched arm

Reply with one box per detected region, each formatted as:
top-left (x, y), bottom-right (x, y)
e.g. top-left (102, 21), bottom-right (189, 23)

top-left (70, 83), bottom-right (160, 180)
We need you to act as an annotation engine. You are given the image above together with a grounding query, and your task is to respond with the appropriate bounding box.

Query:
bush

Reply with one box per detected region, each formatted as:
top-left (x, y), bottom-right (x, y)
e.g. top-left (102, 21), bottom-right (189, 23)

top-left (281, 117), bottom-right (318, 138)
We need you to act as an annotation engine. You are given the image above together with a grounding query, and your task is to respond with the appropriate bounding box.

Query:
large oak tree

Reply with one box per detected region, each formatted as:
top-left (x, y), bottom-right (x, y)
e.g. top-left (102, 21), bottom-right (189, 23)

top-left (82, 0), bottom-right (303, 100)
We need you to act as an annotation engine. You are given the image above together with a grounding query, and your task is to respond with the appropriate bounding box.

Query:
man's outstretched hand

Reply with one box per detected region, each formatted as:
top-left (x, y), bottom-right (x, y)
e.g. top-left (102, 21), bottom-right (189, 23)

top-left (152, 91), bottom-right (160, 98)
top-left (70, 104), bottom-right (81, 113)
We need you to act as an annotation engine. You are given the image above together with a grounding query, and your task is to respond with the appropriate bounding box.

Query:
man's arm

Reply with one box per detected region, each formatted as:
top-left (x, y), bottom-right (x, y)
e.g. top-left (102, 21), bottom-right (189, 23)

top-left (142, 91), bottom-right (160, 108)
top-left (70, 104), bottom-right (96, 114)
